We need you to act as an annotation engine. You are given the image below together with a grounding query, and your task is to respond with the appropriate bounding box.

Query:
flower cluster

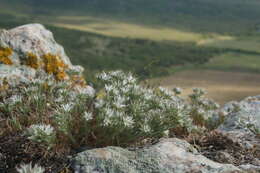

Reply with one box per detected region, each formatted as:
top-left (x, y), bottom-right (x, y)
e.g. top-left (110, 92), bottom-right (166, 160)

top-left (16, 162), bottom-right (45, 173)
top-left (1, 70), bottom-right (224, 152)
top-left (26, 124), bottom-right (56, 147)
top-left (94, 70), bottom-right (195, 145)
top-left (188, 88), bottom-right (221, 129)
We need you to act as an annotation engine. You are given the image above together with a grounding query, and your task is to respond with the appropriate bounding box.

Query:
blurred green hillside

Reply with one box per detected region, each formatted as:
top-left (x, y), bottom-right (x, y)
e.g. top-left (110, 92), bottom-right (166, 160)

top-left (0, 0), bottom-right (260, 82)
top-left (2, 0), bottom-right (260, 33)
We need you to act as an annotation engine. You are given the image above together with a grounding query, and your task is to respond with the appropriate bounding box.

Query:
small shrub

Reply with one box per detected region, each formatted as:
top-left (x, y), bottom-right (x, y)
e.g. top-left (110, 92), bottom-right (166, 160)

top-left (26, 124), bottom-right (56, 148)
top-left (92, 70), bottom-right (195, 146)
top-left (188, 88), bottom-right (222, 130)
top-left (0, 70), bottom-right (223, 151)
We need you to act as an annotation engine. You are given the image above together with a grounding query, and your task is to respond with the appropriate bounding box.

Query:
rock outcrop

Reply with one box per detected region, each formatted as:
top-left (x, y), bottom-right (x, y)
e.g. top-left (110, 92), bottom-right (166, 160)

top-left (0, 23), bottom-right (93, 94)
top-left (72, 138), bottom-right (241, 173)
top-left (217, 96), bottom-right (260, 172)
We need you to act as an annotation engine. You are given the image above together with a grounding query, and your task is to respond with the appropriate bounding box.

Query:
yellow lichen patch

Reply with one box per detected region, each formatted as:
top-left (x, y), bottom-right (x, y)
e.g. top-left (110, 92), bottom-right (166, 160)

top-left (71, 75), bottom-right (87, 87)
top-left (26, 52), bottom-right (40, 69)
top-left (0, 47), bottom-right (13, 65)
top-left (56, 71), bottom-right (67, 81)
top-left (42, 53), bottom-right (68, 80)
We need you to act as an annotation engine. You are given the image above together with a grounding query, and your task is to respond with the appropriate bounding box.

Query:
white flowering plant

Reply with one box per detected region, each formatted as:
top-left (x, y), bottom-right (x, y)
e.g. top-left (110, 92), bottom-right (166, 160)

top-left (16, 162), bottom-right (45, 173)
top-left (188, 88), bottom-right (222, 130)
top-left (26, 124), bottom-right (56, 148)
top-left (0, 70), bottom-right (224, 151)
top-left (92, 71), bottom-right (195, 146)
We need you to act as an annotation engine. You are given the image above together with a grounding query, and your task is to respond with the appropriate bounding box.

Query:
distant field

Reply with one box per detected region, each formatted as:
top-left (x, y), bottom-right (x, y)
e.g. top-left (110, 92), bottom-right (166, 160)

top-left (201, 53), bottom-right (260, 73)
top-left (150, 70), bottom-right (260, 105)
top-left (200, 36), bottom-right (260, 53)
top-left (51, 16), bottom-right (233, 42)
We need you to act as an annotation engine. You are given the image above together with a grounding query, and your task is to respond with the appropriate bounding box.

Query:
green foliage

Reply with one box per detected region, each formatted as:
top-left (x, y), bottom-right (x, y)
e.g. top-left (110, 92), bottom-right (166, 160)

top-left (188, 88), bottom-right (223, 130)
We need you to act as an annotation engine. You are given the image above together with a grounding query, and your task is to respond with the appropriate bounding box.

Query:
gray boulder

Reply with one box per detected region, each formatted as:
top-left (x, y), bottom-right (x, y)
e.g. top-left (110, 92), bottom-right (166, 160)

top-left (0, 24), bottom-right (84, 84)
top-left (0, 24), bottom-right (71, 65)
top-left (0, 24), bottom-right (93, 95)
top-left (217, 97), bottom-right (260, 172)
top-left (72, 138), bottom-right (241, 173)
top-left (220, 96), bottom-right (260, 133)
top-left (218, 96), bottom-right (260, 149)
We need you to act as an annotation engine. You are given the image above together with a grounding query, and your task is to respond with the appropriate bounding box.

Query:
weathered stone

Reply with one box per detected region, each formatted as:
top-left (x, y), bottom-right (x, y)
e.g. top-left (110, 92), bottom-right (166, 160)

top-left (216, 97), bottom-right (260, 172)
top-left (0, 24), bottom-right (72, 67)
top-left (0, 24), bottom-right (92, 93)
top-left (219, 96), bottom-right (260, 148)
top-left (220, 97), bottom-right (260, 132)
top-left (72, 138), bottom-right (241, 173)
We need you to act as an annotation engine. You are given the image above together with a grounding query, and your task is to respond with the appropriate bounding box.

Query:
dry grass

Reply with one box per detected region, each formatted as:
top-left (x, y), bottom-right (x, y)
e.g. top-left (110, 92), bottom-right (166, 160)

top-left (201, 53), bottom-right (260, 73)
top-left (50, 15), bottom-right (231, 43)
top-left (200, 37), bottom-right (260, 53)
top-left (150, 70), bottom-right (260, 105)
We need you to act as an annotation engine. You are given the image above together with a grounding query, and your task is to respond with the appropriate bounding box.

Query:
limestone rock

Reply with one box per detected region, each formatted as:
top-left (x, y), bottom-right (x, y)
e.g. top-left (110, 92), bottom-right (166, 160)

top-left (216, 97), bottom-right (260, 172)
top-left (218, 96), bottom-right (260, 149)
top-left (72, 138), bottom-right (241, 173)
top-left (0, 23), bottom-right (72, 67)
top-left (220, 96), bottom-right (260, 133)
top-left (0, 24), bottom-right (90, 92)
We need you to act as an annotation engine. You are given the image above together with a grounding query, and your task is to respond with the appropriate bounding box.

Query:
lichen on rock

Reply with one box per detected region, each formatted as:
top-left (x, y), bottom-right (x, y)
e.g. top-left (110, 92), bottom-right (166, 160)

top-left (0, 23), bottom-right (91, 91)
top-left (0, 47), bottom-right (13, 65)
top-left (25, 52), bottom-right (40, 69)
top-left (42, 53), bottom-right (68, 80)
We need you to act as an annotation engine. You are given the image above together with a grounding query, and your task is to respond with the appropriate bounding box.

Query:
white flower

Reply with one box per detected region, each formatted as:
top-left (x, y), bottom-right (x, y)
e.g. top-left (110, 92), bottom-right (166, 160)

top-left (24, 86), bottom-right (39, 92)
top-left (192, 88), bottom-right (206, 96)
top-left (173, 87), bottom-right (182, 95)
top-left (104, 107), bottom-right (115, 118)
top-left (74, 85), bottom-right (95, 98)
top-left (27, 124), bottom-right (54, 137)
top-left (97, 72), bottom-right (111, 81)
top-left (16, 162), bottom-right (45, 173)
top-left (61, 103), bottom-right (74, 112)
top-left (142, 124), bottom-right (151, 133)
top-left (159, 87), bottom-right (173, 96)
top-left (6, 95), bottom-right (22, 105)
top-left (54, 96), bottom-right (64, 103)
top-left (163, 130), bottom-right (170, 137)
top-left (105, 84), bottom-right (114, 92)
top-left (103, 117), bottom-right (112, 126)
top-left (123, 116), bottom-right (134, 128)
top-left (26, 124), bottom-right (55, 144)
top-left (84, 111), bottom-right (93, 121)
top-left (95, 99), bottom-right (105, 108)
top-left (114, 96), bottom-right (126, 108)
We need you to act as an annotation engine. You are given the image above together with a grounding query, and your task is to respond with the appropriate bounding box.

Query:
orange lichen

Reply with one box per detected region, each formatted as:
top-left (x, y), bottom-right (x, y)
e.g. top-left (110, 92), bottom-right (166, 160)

top-left (71, 75), bottom-right (87, 87)
top-left (26, 52), bottom-right (40, 69)
top-left (0, 47), bottom-right (13, 65)
top-left (56, 71), bottom-right (67, 81)
top-left (41, 53), bottom-right (68, 80)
